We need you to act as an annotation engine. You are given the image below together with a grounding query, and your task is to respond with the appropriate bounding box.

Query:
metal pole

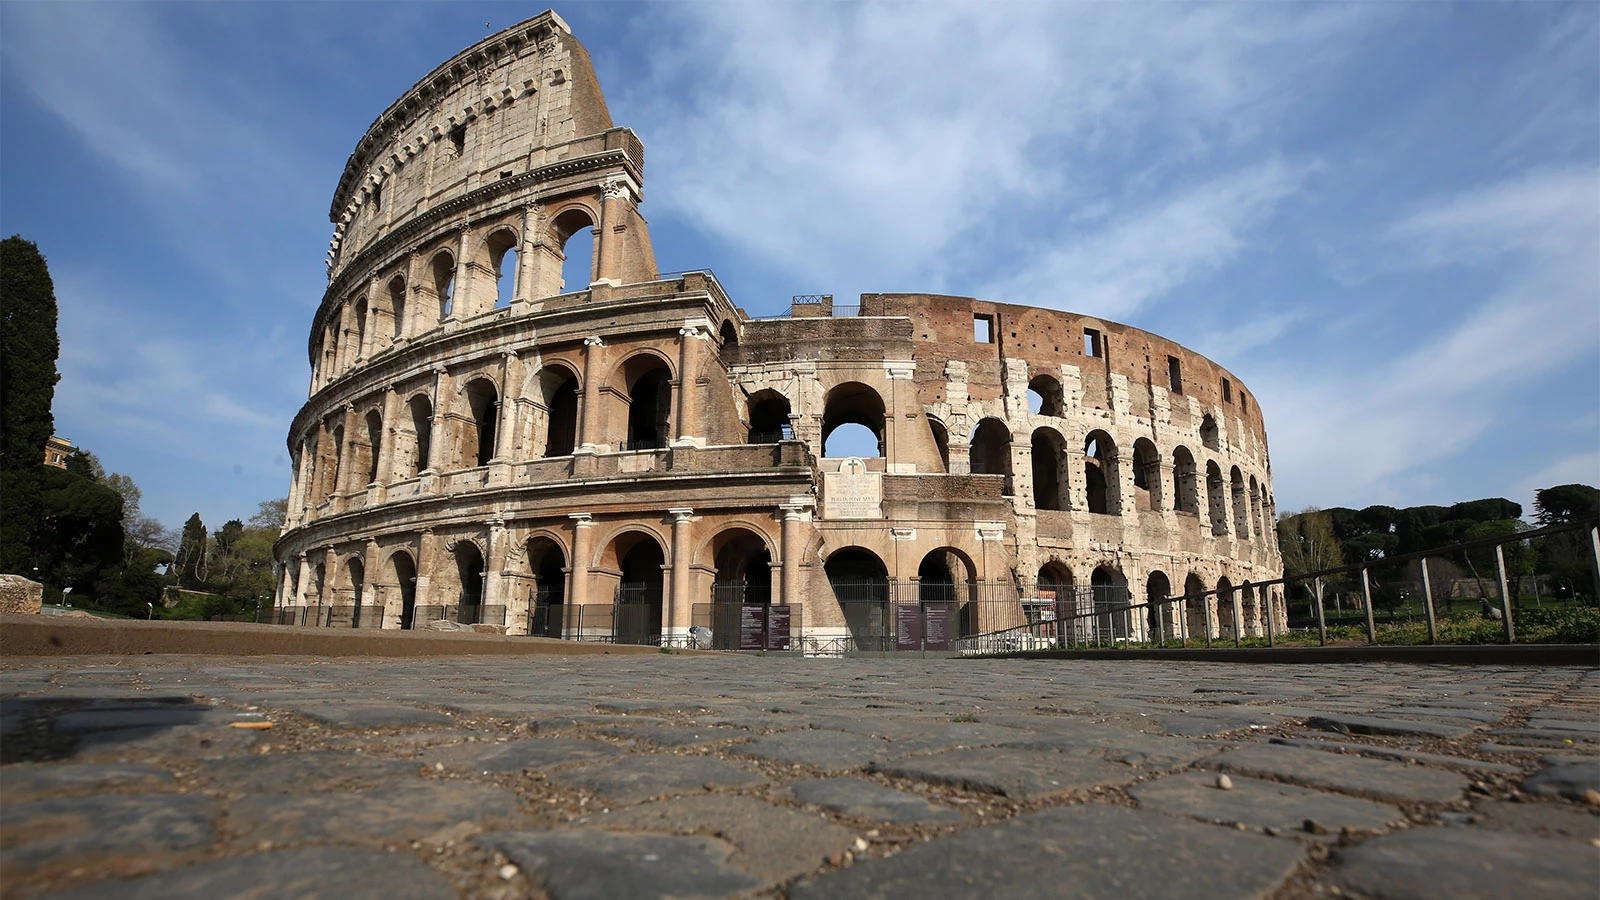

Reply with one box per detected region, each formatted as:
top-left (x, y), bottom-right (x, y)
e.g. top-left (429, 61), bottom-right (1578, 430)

top-left (1494, 544), bottom-right (1515, 644)
top-left (1154, 598), bottom-right (1165, 647)
top-left (1231, 587), bottom-right (1241, 648)
top-left (1263, 584), bottom-right (1275, 647)
top-left (1360, 568), bottom-right (1376, 644)
top-left (1314, 579), bottom-right (1327, 646)
top-left (1204, 593), bottom-right (1213, 649)
top-left (1589, 525), bottom-right (1600, 609)
top-left (1419, 557), bottom-right (1438, 645)
top-left (1178, 596), bottom-right (1188, 648)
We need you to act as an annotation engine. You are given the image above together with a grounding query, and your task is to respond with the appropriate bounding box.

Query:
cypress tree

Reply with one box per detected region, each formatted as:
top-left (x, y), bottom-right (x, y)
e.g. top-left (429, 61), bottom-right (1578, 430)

top-left (1, 236), bottom-right (60, 472)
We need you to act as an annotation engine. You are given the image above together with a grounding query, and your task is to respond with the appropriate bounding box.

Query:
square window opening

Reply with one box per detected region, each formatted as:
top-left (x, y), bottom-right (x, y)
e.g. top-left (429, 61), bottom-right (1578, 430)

top-left (974, 315), bottom-right (994, 343)
top-left (1222, 377), bottom-right (1232, 402)
top-left (1167, 356), bottom-right (1183, 394)
top-left (1084, 328), bottom-right (1103, 358)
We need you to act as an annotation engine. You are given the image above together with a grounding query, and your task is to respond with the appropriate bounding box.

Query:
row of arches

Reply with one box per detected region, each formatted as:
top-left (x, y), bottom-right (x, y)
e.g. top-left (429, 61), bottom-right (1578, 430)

top-left (1028, 373), bottom-right (1232, 452)
top-left (314, 213), bottom-right (599, 389)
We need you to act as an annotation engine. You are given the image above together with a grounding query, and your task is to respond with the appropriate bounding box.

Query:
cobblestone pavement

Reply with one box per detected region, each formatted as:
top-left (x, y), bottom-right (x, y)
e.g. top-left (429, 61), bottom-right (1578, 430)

top-left (2, 654), bottom-right (1596, 899)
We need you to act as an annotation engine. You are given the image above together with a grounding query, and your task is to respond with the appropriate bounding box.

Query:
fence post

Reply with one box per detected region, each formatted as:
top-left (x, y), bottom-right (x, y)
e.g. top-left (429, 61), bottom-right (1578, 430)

top-left (1231, 588), bottom-right (1241, 648)
top-left (1419, 557), bottom-right (1438, 645)
top-left (1313, 579), bottom-right (1327, 646)
top-left (1360, 568), bottom-right (1377, 644)
top-left (1263, 584), bottom-right (1275, 648)
top-left (1589, 525), bottom-right (1600, 608)
top-left (1204, 594), bottom-right (1213, 649)
top-left (1154, 599), bottom-right (1165, 647)
top-left (1494, 544), bottom-right (1515, 644)
top-left (1178, 596), bottom-right (1188, 648)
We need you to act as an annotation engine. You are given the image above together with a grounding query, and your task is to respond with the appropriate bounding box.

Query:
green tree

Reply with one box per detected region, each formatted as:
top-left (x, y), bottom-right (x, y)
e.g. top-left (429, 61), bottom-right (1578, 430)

top-left (63, 449), bottom-right (105, 481)
top-left (248, 497), bottom-right (287, 531)
top-left (1534, 484), bottom-right (1599, 526)
top-left (0, 236), bottom-right (61, 576)
top-left (1278, 508), bottom-right (1346, 609)
top-left (1463, 520), bottom-right (1538, 604)
top-left (31, 466), bottom-right (124, 601)
top-left (1532, 483), bottom-right (1599, 601)
top-left (175, 513), bottom-right (208, 588)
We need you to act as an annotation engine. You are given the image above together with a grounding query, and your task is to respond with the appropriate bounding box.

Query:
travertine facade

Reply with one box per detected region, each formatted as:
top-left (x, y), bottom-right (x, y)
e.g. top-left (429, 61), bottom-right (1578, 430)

top-left (275, 11), bottom-right (1282, 651)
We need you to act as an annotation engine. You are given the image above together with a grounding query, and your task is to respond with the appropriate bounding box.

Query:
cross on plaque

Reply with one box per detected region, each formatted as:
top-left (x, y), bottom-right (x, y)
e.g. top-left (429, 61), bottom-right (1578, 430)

top-left (842, 457), bottom-right (866, 475)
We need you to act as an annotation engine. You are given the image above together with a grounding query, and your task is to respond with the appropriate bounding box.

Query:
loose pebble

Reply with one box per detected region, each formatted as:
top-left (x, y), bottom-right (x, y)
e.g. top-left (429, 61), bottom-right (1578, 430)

top-left (1216, 774), bottom-right (1233, 790)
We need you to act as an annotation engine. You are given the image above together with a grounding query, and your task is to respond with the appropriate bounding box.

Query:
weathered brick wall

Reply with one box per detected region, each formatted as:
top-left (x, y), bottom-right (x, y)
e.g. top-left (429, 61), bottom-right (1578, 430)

top-left (0, 575), bottom-right (43, 615)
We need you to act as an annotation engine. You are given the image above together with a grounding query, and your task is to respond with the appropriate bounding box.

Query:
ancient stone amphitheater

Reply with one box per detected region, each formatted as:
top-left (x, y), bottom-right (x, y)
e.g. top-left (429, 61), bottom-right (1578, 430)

top-left (274, 10), bottom-right (1283, 653)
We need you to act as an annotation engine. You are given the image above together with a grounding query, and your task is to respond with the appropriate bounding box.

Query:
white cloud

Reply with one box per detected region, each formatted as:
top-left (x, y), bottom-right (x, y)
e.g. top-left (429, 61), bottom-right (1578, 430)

top-left (1512, 451), bottom-right (1600, 516)
top-left (1260, 167), bottom-right (1600, 507)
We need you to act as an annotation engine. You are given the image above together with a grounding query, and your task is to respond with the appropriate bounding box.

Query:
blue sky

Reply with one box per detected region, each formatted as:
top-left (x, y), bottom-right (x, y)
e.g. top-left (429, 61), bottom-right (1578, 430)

top-left (2, 2), bottom-right (1596, 532)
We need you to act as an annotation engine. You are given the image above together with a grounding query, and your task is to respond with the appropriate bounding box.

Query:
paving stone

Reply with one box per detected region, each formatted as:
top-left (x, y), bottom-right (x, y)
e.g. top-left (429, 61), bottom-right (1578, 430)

top-left (40, 846), bottom-right (457, 900)
top-left (594, 699), bottom-right (715, 715)
top-left (993, 720), bottom-right (1212, 769)
top-left (1330, 826), bottom-right (1599, 900)
top-left (790, 803), bottom-right (1304, 900)
top-left (53, 704), bottom-right (228, 733)
top-left (785, 777), bottom-right (965, 823)
top-left (0, 793), bottom-right (215, 872)
top-left (594, 723), bottom-right (742, 747)
top-left (879, 747), bottom-right (1137, 799)
top-left (428, 737), bottom-right (628, 773)
top-left (228, 780), bottom-right (524, 843)
top-left (197, 749), bottom-right (417, 793)
top-left (1199, 744), bottom-right (1469, 804)
top-left (1268, 738), bottom-right (1523, 774)
top-left (1129, 771), bottom-right (1401, 834)
top-left (551, 755), bottom-right (766, 805)
top-left (70, 723), bottom-right (261, 760)
top-left (269, 700), bottom-right (453, 728)
top-left (1474, 800), bottom-right (1600, 843)
top-left (1521, 758), bottom-right (1600, 800)
top-left (0, 761), bottom-right (172, 802)
top-left (587, 794), bottom-right (855, 882)
top-left (736, 729), bottom-right (889, 770)
top-left (480, 830), bottom-right (761, 899)
top-left (1304, 713), bottom-right (1475, 740)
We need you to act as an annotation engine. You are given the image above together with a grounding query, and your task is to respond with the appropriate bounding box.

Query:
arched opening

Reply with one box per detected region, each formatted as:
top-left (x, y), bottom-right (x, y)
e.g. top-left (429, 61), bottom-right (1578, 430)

top-left (826, 548), bottom-right (890, 651)
top-left (1240, 580), bottom-right (1259, 634)
top-left (719, 320), bottom-right (740, 366)
top-left (1028, 374), bottom-right (1064, 417)
top-left (621, 355), bottom-right (672, 450)
top-left (1206, 461), bottom-right (1228, 535)
top-left (1145, 570), bottom-right (1172, 642)
top-left (432, 252), bottom-right (455, 320)
top-left (928, 417), bottom-right (950, 473)
top-left (527, 537), bottom-right (566, 639)
top-left (1091, 566), bottom-right (1130, 641)
top-left (486, 228), bottom-right (519, 310)
top-left (352, 298), bottom-right (368, 359)
top-left (1249, 476), bottom-right (1265, 540)
top-left (710, 528), bottom-right (773, 650)
top-left (406, 395), bottom-right (432, 478)
top-left (1172, 446), bottom-right (1198, 514)
top-left (1036, 562), bottom-right (1075, 640)
top-left (1031, 427), bottom-right (1068, 511)
top-left (392, 552), bottom-right (417, 630)
top-left (1132, 438), bottom-right (1161, 512)
top-left (1200, 414), bottom-right (1220, 451)
top-left (970, 418), bottom-right (1014, 495)
top-left (329, 424), bottom-right (345, 496)
top-left (746, 390), bottom-right (792, 443)
top-left (364, 410), bottom-right (383, 485)
top-left (1084, 430), bottom-right (1119, 514)
top-left (464, 378), bottom-right (499, 467)
top-left (388, 276), bottom-right (406, 340)
top-left (1231, 466), bottom-right (1250, 538)
top-left (1184, 573), bottom-right (1208, 639)
top-left (918, 548), bottom-right (977, 643)
top-left (821, 382), bottom-right (886, 457)
top-left (538, 365), bottom-right (579, 457)
top-left (552, 208), bottom-right (596, 293)
top-left (453, 542), bottom-right (485, 624)
top-left (344, 557), bottom-right (366, 628)
top-left (611, 532), bottom-right (666, 645)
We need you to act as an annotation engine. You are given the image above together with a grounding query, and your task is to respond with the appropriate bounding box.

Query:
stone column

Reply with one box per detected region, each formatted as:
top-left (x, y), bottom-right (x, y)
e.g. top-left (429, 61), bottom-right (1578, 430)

top-left (359, 279), bottom-right (380, 360)
top-left (779, 501), bottom-right (807, 607)
top-left (293, 551), bottom-right (310, 609)
top-left (673, 323), bottom-right (706, 448)
top-left (404, 251), bottom-right (424, 338)
top-left (426, 367), bottom-right (450, 473)
top-left (362, 538), bottom-right (380, 627)
top-left (667, 508), bottom-right (695, 646)
top-left (286, 443), bottom-right (306, 526)
top-left (483, 518), bottom-right (506, 615)
top-left (513, 203), bottom-right (537, 310)
top-left (320, 546), bottom-right (337, 625)
top-left (312, 421), bottom-right (332, 508)
top-left (577, 336), bottom-right (605, 453)
top-left (495, 352), bottom-right (521, 462)
top-left (594, 179), bottom-right (627, 285)
top-left (376, 386), bottom-right (401, 485)
top-left (451, 223), bottom-right (473, 320)
top-left (884, 362), bottom-right (915, 472)
top-left (336, 404), bottom-right (359, 497)
top-left (413, 528), bottom-right (436, 617)
top-left (568, 513), bottom-right (594, 623)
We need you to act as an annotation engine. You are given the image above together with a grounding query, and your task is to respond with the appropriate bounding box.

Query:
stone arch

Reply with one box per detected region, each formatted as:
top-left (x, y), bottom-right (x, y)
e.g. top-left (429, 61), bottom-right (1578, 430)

top-left (1230, 466), bottom-right (1250, 538)
top-left (480, 226), bottom-right (520, 310)
top-left (1091, 565), bottom-right (1131, 641)
top-left (339, 555), bottom-right (366, 621)
top-left (602, 529), bottom-right (667, 646)
top-left (970, 418), bottom-right (1014, 496)
top-left (1028, 373), bottom-right (1065, 417)
top-left (328, 423), bottom-right (345, 497)
top-left (1240, 579), bottom-right (1259, 634)
top-left (462, 377), bottom-right (500, 467)
top-left (430, 250), bottom-right (455, 320)
top-left (719, 319), bottom-right (740, 365)
top-left (404, 393), bottom-right (432, 478)
top-left (927, 415), bottom-right (951, 473)
top-left (1184, 572), bottom-right (1208, 638)
top-left (610, 351), bottom-right (674, 450)
top-left (821, 381), bottom-right (887, 458)
top-left (1172, 446), bottom-right (1199, 514)
top-left (387, 275), bottom-right (407, 341)
top-left (1084, 429), bottom-right (1120, 515)
top-left (707, 526), bottom-right (775, 606)
top-left (363, 408), bottom-right (383, 485)
top-left (1031, 426), bottom-right (1068, 511)
top-left (1206, 460), bottom-right (1228, 536)
top-left (535, 361), bottom-right (581, 458)
top-left (1216, 575), bottom-right (1237, 637)
top-left (917, 546), bottom-right (978, 604)
top-left (451, 540), bottom-right (486, 622)
top-left (825, 546), bottom-right (891, 652)
top-left (1145, 570), bottom-right (1173, 641)
top-left (1200, 414), bottom-right (1220, 451)
top-left (1249, 475), bottom-right (1265, 541)
top-left (746, 389), bottom-right (792, 443)
top-left (549, 205), bottom-right (597, 294)
top-left (351, 296), bottom-right (369, 361)
top-left (526, 534), bottom-right (568, 638)
top-left (388, 550), bottom-right (417, 630)
top-left (1132, 438), bottom-right (1161, 512)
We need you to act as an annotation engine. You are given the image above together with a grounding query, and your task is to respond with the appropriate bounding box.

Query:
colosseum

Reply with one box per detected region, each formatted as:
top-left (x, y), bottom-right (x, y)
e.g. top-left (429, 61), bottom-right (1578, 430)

top-left (273, 10), bottom-right (1284, 653)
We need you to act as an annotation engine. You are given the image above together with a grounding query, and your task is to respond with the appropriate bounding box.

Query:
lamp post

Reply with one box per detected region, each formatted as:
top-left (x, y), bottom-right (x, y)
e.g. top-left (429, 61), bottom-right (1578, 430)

top-left (147, 602), bottom-right (154, 620)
